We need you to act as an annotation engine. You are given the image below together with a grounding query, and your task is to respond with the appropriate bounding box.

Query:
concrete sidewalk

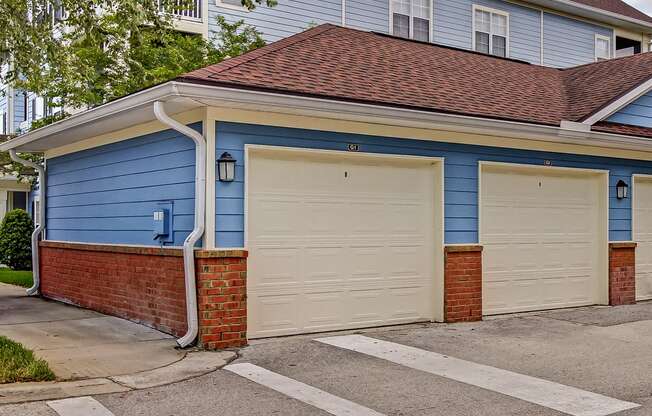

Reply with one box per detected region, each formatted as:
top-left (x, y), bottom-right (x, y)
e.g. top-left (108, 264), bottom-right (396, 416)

top-left (0, 283), bottom-right (183, 380)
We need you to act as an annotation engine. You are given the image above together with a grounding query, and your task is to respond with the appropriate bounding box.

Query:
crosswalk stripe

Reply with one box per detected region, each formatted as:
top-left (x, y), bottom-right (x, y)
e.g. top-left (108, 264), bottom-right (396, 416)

top-left (47, 396), bottom-right (115, 416)
top-left (225, 362), bottom-right (386, 416)
top-left (315, 334), bottom-right (639, 416)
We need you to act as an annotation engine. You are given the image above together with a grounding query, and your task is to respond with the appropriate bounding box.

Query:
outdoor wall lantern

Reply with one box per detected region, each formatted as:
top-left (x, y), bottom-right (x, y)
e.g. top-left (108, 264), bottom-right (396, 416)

top-left (616, 179), bottom-right (628, 199)
top-left (217, 152), bottom-right (236, 182)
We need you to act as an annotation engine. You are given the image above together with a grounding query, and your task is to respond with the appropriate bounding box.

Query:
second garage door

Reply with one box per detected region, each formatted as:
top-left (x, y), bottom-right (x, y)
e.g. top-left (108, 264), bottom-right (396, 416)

top-left (246, 147), bottom-right (441, 338)
top-left (633, 176), bottom-right (652, 301)
top-left (481, 163), bottom-right (608, 315)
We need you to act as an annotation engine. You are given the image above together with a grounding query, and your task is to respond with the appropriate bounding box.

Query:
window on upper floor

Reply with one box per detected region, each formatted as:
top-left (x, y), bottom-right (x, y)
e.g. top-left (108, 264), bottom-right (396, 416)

top-left (391, 0), bottom-right (431, 42)
top-left (473, 6), bottom-right (509, 58)
top-left (595, 35), bottom-right (612, 61)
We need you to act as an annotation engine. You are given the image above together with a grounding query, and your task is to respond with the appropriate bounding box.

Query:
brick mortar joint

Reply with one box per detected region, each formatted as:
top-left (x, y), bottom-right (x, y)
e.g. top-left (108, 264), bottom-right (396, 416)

top-left (40, 241), bottom-right (248, 258)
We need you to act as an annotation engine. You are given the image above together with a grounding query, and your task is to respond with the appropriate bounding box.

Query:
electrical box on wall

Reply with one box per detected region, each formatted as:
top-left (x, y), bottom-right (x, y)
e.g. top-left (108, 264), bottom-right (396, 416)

top-left (153, 201), bottom-right (174, 244)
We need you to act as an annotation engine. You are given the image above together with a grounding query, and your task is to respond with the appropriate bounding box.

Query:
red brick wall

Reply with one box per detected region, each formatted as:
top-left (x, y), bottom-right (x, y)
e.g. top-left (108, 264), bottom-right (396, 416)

top-left (444, 245), bottom-right (483, 323)
top-left (609, 242), bottom-right (636, 306)
top-left (195, 251), bottom-right (248, 350)
top-left (39, 241), bottom-right (187, 336)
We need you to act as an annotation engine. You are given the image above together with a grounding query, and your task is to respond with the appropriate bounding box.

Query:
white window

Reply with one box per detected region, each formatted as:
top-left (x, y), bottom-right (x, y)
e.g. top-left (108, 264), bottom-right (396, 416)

top-left (391, 0), bottom-right (431, 42)
top-left (595, 35), bottom-right (612, 61)
top-left (473, 5), bottom-right (509, 58)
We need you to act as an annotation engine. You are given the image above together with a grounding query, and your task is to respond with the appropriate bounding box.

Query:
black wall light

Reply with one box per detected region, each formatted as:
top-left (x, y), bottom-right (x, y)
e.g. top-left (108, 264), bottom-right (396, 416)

top-left (217, 152), bottom-right (236, 182)
top-left (616, 179), bottom-right (628, 199)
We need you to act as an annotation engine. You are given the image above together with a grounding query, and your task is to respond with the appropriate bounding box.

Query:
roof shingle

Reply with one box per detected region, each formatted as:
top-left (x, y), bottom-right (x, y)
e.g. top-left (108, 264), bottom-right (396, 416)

top-left (571, 0), bottom-right (652, 24)
top-left (178, 24), bottom-right (652, 137)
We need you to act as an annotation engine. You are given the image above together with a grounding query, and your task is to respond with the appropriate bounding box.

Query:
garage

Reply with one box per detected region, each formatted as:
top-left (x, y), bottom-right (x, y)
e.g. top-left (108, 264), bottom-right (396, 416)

top-left (633, 175), bottom-right (652, 301)
top-left (480, 163), bottom-right (609, 315)
top-left (245, 146), bottom-right (443, 338)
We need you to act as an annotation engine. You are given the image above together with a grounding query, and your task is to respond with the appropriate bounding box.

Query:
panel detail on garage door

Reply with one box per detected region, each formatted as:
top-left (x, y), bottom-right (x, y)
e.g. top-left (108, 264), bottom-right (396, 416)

top-left (481, 165), bottom-right (605, 315)
top-left (634, 177), bottom-right (652, 301)
top-left (247, 149), bottom-right (437, 338)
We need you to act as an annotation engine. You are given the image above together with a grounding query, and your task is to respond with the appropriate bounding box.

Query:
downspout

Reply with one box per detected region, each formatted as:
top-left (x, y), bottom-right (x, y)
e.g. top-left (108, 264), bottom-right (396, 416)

top-left (9, 150), bottom-right (45, 296)
top-left (153, 101), bottom-right (206, 348)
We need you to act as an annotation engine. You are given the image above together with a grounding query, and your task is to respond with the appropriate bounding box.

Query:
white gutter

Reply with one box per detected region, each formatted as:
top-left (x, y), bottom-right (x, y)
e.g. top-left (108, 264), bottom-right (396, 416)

top-left (5, 81), bottom-right (652, 155)
top-left (153, 101), bottom-right (206, 348)
top-left (8, 150), bottom-right (45, 296)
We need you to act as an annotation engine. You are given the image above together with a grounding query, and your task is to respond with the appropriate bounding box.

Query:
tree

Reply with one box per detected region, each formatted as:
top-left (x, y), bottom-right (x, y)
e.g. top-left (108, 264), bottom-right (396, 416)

top-left (0, 0), bottom-right (275, 110)
top-left (0, 2), bottom-right (270, 180)
top-left (0, 209), bottom-right (34, 270)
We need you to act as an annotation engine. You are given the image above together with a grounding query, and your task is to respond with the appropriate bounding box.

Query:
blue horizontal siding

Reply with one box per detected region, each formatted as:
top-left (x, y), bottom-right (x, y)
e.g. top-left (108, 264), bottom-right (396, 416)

top-left (543, 12), bottom-right (612, 68)
top-left (433, 0), bottom-right (542, 64)
top-left (215, 122), bottom-right (652, 247)
top-left (45, 124), bottom-right (201, 246)
top-left (608, 91), bottom-right (652, 128)
top-left (346, 0), bottom-right (388, 33)
top-left (209, 0), bottom-right (341, 43)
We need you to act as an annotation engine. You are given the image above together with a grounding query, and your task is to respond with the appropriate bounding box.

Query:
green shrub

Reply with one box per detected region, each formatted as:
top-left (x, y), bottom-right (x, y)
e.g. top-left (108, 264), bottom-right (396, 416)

top-left (0, 209), bottom-right (34, 270)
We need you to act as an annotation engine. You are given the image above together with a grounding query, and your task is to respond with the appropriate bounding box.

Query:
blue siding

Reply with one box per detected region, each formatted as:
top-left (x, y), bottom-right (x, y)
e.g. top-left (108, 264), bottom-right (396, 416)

top-left (543, 12), bottom-right (612, 68)
top-left (45, 124), bottom-right (200, 246)
top-left (0, 84), bottom-right (7, 134)
top-left (434, 0), bottom-right (542, 64)
top-left (215, 122), bottom-right (649, 247)
top-left (13, 89), bottom-right (26, 133)
top-left (209, 0), bottom-right (341, 43)
top-left (608, 91), bottom-right (652, 128)
top-left (346, 0), bottom-right (388, 33)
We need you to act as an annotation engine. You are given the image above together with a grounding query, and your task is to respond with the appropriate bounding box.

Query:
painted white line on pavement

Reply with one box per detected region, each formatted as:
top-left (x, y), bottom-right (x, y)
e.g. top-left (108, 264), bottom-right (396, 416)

top-left (225, 362), bottom-right (386, 416)
top-left (47, 396), bottom-right (115, 416)
top-left (315, 335), bottom-right (639, 416)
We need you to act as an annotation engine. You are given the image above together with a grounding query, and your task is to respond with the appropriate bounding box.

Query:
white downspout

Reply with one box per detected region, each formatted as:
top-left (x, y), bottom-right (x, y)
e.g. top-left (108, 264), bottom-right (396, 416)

top-left (9, 150), bottom-right (45, 296)
top-left (153, 101), bottom-right (206, 348)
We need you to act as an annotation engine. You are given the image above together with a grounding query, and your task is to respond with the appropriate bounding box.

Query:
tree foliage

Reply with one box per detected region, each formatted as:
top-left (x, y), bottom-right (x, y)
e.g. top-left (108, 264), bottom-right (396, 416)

top-left (0, 209), bottom-right (34, 271)
top-left (0, 0), bottom-right (274, 109)
top-left (0, 1), bottom-right (270, 180)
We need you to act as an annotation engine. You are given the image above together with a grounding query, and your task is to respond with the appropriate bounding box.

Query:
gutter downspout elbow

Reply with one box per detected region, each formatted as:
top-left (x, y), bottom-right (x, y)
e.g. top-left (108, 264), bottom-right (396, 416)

top-left (9, 150), bottom-right (45, 296)
top-left (153, 101), bottom-right (206, 348)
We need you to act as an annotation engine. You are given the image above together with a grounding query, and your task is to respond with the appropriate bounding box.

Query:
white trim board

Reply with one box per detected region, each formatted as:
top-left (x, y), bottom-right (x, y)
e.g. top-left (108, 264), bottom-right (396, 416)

top-left (583, 78), bottom-right (652, 125)
top-left (316, 335), bottom-right (640, 416)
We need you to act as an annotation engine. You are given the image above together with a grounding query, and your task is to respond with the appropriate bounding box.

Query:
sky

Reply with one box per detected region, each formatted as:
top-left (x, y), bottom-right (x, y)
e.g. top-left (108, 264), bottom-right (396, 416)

top-left (624, 0), bottom-right (652, 16)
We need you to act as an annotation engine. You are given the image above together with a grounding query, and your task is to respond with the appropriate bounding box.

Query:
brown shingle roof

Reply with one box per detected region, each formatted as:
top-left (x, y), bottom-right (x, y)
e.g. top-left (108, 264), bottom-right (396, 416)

top-left (178, 25), bottom-right (652, 136)
top-left (571, 0), bottom-right (652, 24)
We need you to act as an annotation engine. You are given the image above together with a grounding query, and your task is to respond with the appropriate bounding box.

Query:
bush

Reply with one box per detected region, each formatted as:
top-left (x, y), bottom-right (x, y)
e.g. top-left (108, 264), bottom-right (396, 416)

top-left (0, 209), bottom-right (34, 270)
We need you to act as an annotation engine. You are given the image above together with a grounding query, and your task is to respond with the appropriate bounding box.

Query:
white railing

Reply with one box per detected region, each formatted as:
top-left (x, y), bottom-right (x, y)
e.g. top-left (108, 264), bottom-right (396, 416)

top-left (161, 0), bottom-right (202, 21)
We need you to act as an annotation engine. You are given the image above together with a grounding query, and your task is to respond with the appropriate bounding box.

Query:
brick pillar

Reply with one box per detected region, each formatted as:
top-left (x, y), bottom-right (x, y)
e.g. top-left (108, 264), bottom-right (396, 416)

top-left (444, 245), bottom-right (483, 323)
top-left (609, 242), bottom-right (636, 306)
top-left (195, 249), bottom-right (248, 350)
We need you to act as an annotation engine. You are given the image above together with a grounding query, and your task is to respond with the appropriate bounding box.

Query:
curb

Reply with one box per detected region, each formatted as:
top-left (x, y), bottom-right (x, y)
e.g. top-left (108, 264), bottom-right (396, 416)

top-left (0, 350), bottom-right (237, 405)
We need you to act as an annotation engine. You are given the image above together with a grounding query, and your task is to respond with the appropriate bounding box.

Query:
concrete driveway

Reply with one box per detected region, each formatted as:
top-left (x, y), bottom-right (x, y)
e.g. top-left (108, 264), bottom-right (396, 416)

top-left (0, 283), bottom-right (183, 380)
top-left (3, 301), bottom-right (652, 416)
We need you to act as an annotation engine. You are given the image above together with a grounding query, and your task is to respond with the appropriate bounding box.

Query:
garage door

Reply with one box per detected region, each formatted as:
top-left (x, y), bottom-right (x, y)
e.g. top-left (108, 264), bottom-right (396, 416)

top-left (246, 148), bottom-right (439, 338)
top-left (481, 164), bottom-right (607, 315)
top-left (634, 176), bottom-right (652, 301)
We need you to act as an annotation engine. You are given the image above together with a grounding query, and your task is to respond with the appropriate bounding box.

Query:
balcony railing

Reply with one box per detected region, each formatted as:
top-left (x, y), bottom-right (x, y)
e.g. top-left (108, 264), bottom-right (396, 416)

top-left (161, 0), bottom-right (202, 21)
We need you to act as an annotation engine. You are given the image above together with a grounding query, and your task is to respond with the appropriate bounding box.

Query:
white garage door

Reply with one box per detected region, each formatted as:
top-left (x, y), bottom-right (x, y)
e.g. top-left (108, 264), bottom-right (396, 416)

top-left (247, 148), bottom-right (439, 338)
top-left (634, 176), bottom-right (652, 301)
top-left (481, 164), bottom-right (607, 315)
